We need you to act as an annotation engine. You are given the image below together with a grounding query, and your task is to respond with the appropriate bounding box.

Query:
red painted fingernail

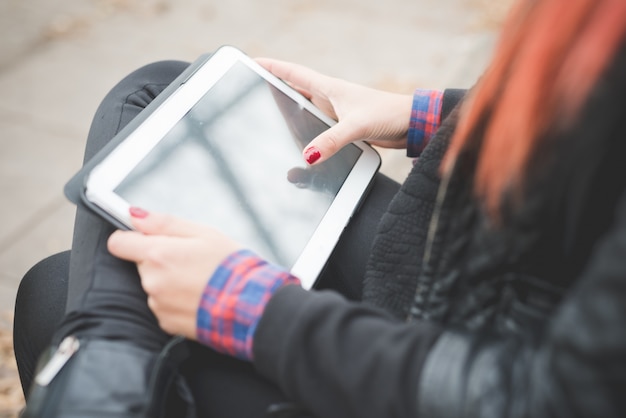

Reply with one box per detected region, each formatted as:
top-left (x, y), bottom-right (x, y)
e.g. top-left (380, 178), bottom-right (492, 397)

top-left (304, 146), bottom-right (321, 165)
top-left (129, 207), bottom-right (149, 219)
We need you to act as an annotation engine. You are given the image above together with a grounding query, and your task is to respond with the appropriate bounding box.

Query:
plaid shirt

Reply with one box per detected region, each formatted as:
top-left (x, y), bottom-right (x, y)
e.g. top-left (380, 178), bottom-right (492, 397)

top-left (407, 89), bottom-right (444, 157)
top-left (196, 249), bottom-right (300, 360)
top-left (196, 92), bottom-right (443, 360)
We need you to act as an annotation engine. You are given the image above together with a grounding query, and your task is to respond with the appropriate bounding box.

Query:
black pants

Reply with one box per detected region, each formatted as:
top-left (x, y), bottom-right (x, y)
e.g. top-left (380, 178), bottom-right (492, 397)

top-left (13, 60), bottom-right (400, 416)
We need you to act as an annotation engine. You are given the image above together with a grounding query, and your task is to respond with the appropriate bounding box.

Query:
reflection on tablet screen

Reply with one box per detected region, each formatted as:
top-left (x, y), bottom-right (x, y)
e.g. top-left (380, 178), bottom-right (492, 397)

top-left (114, 62), bottom-right (361, 269)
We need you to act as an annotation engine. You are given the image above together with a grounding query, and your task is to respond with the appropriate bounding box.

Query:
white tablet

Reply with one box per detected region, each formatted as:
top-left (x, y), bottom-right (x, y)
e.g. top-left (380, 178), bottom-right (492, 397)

top-left (84, 45), bottom-right (380, 289)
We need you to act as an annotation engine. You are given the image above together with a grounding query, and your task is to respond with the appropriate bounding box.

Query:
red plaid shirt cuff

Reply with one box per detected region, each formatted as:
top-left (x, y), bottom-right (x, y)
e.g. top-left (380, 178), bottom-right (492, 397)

top-left (407, 89), bottom-right (443, 157)
top-left (196, 249), bottom-right (301, 361)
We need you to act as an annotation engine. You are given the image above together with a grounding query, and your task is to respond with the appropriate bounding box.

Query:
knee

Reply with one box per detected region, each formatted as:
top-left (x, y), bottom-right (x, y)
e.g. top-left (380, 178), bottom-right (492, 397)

top-left (13, 251), bottom-right (70, 395)
top-left (84, 59), bottom-right (191, 162)
top-left (14, 251), bottom-right (70, 344)
top-left (123, 63), bottom-right (188, 108)
top-left (129, 60), bottom-right (191, 82)
top-left (113, 60), bottom-right (191, 103)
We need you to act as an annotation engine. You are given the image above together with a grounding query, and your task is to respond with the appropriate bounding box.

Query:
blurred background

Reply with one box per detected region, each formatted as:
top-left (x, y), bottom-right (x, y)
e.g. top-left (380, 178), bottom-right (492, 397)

top-left (0, 0), bottom-right (513, 415)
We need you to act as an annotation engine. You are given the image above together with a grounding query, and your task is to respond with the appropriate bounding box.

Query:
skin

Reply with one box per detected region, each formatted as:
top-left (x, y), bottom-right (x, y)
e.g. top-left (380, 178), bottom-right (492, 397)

top-left (107, 211), bottom-right (241, 340)
top-left (108, 60), bottom-right (415, 340)
top-left (257, 58), bottom-right (414, 165)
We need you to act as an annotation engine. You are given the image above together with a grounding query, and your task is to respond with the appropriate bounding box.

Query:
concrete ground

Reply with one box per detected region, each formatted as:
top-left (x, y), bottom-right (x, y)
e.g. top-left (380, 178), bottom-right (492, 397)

top-left (0, 0), bottom-right (511, 414)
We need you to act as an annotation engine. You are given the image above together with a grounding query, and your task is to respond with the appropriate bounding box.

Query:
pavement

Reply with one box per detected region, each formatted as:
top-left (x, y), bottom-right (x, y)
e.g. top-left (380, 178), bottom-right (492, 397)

top-left (0, 0), bottom-right (509, 324)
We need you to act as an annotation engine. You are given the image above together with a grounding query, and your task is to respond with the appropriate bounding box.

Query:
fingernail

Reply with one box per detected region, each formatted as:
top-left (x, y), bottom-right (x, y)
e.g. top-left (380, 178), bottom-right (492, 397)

top-left (304, 146), bottom-right (321, 165)
top-left (129, 207), bottom-right (149, 219)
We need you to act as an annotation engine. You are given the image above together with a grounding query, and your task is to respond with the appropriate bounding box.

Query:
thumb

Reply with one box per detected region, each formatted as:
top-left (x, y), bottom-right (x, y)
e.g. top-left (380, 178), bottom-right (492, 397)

top-left (303, 121), bottom-right (361, 165)
top-left (128, 207), bottom-right (202, 237)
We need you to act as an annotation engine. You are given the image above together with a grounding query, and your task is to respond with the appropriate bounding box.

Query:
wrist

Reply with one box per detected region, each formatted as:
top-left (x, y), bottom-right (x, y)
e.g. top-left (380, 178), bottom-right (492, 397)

top-left (196, 249), bottom-right (301, 360)
top-left (407, 89), bottom-right (444, 157)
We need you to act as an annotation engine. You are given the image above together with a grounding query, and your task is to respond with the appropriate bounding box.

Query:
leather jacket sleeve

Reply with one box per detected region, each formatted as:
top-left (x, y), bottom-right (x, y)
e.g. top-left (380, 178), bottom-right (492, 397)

top-left (418, 190), bottom-right (626, 418)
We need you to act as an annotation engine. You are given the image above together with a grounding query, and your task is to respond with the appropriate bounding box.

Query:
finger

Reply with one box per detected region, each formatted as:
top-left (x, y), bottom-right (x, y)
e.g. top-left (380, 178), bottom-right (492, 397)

top-left (291, 85), bottom-right (313, 101)
top-left (256, 58), bottom-right (326, 96)
top-left (303, 121), bottom-right (362, 165)
top-left (107, 230), bottom-right (154, 262)
top-left (256, 58), bottom-right (312, 99)
top-left (128, 208), bottom-right (204, 238)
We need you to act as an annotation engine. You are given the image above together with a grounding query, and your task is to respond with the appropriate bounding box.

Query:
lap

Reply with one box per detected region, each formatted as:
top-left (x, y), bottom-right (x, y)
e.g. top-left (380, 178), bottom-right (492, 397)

top-left (182, 343), bottom-right (290, 417)
top-left (12, 59), bottom-right (400, 413)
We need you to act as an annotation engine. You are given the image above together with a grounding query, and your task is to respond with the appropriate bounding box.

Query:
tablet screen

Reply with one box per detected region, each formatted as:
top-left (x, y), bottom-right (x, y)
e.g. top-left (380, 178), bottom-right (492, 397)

top-left (114, 61), bottom-right (362, 269)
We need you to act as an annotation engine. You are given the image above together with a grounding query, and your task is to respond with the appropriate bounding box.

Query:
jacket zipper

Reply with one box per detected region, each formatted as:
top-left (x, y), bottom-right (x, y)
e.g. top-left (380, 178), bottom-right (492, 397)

top-left (407, 166), bottom-right (454, 322)
top-left (34, 336), bottom-right (80, 386)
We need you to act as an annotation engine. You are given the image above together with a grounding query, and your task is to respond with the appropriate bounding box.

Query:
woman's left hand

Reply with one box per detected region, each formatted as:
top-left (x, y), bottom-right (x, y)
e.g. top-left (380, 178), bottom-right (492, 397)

top-left (107, 207), bottom-right (242, 340)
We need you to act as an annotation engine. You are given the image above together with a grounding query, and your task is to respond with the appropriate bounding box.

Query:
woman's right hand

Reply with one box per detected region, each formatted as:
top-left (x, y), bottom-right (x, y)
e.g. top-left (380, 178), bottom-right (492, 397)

top-left (257, 58), bottom-right (413, 165)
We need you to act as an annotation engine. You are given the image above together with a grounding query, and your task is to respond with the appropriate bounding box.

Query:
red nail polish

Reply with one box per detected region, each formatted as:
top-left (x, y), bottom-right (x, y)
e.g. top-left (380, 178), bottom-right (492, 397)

top-left (304, 147), bottom-right (321, 165)
top-left (129, 207), bottom-right (149, 219)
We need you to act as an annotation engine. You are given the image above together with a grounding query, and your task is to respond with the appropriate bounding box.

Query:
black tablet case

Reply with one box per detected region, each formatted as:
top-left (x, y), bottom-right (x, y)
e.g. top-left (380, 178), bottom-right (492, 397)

top-left (64, 54), bottom-right (213, 230)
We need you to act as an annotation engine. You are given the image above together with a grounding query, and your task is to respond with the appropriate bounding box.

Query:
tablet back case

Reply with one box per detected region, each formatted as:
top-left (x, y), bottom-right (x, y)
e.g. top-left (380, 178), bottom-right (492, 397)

top-left (64, 54), bottom-right (213, 230)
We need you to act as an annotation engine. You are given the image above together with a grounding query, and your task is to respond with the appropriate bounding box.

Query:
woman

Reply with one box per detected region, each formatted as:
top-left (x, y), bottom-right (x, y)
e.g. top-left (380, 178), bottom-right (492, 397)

top-left (14, 0), bottom-right (626, 416)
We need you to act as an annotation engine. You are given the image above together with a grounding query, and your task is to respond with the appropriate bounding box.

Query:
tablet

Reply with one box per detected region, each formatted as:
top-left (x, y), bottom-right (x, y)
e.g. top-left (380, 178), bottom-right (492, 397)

top-left (82, 45), bottom-right (380, 289)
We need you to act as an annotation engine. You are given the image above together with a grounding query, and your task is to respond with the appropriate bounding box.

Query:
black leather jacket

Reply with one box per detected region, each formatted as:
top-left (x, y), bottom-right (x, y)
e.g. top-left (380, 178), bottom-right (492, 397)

top-left (254, 46), bottom-right (626, 418)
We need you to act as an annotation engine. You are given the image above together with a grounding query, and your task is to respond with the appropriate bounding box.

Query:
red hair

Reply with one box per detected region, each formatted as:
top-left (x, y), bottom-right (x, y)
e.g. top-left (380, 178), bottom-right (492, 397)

top-left (442, 0), bottom-right (626, 218)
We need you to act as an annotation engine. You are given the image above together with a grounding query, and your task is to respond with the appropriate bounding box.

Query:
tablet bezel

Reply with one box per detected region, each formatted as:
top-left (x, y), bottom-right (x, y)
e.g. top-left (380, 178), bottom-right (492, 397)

top-left (84, 45), bottom-right (380, 289)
